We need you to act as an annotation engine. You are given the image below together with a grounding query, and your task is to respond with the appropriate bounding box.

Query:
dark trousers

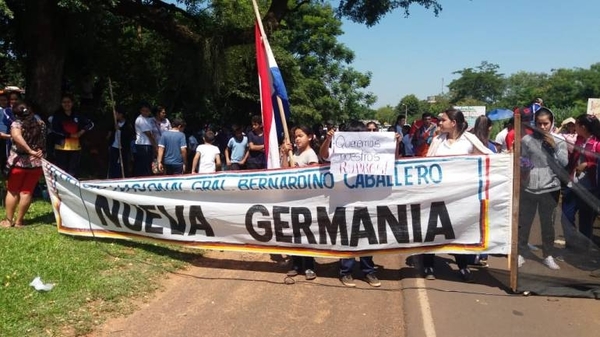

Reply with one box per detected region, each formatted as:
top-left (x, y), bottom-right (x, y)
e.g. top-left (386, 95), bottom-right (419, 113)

top-left (291, 256), bottom-right (315, 272)
top-left (229, 163), bottom-right (244, 171)
top-left (133, 145), bottom-right (153, 177)
top-left (246, 161), bottom-right (265, 170)
top-left (561, 186), bottom-right (579, 247)
top-left (519, 190), bottom-right (560, 258)
top-left (54, 150), bottom-right (81, 177)
top-left (575, 189), bottom-right (599, 239)
top-left (164, 163), bottom-right (184, 175)
top-left (108, 147), bottom-right (130, 179)
top-left (422, 254), bottom-right (470, 270)
top-left (339, 256), bottom-right (375, 276)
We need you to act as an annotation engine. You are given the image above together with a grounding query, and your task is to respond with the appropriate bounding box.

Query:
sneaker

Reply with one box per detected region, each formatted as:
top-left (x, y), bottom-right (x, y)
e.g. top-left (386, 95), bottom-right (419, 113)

top-left (365, 273), bottom-right (381, 287)
top-left (555, 255), bottom-right (565, 262)
top-left (518, 255), bottom-right (525, 268)
top-left (459, 268), bottom-right (474, 283)
top-left (340, 274), bottom-right (356, 287)
top-left (287, 269), bottom-right (299, 277)
top-left (424, 267), bottom-right (435, 280)
top-left (543, 256), bottom-right (560, 270)
top-left (305, 269), bottom-right (316, 280)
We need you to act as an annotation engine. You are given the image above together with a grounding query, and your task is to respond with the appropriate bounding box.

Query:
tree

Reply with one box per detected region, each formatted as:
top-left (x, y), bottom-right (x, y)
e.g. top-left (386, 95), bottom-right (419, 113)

top-left (395, 94), bottom-right (421, 120)
top-left (374, 105), bottom-right (396, 125)
top-left (447, 61), bottom-right (505, 105)
top-left (1, 0), bottom-right (445, 117)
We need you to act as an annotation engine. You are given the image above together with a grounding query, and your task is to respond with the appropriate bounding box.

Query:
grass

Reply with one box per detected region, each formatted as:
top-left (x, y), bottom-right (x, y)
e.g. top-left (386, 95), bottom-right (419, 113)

top-left (0, 199), bottom-right (200, 337)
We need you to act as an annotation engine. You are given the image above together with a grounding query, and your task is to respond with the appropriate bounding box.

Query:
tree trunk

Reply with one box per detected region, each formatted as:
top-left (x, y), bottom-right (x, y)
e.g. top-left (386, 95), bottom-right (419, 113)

top-left (22, 0), bottom-right (66, 118)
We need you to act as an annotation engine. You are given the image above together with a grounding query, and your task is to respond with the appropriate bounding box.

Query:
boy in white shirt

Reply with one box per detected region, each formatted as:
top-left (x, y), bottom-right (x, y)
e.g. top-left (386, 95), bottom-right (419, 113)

top-left (192, 130), bottom-right (221, 173)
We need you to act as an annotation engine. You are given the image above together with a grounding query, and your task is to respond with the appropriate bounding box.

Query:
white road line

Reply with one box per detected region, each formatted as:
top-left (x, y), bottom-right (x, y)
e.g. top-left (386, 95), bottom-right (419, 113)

top-left (415, 277), bottom-right (436, 337)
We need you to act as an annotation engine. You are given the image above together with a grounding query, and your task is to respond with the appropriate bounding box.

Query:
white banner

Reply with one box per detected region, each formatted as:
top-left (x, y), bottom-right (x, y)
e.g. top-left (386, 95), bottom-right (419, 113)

top-left (329, 132), bottom-right (396, 176)
top-left (42, 154), bottom-right (513, 258)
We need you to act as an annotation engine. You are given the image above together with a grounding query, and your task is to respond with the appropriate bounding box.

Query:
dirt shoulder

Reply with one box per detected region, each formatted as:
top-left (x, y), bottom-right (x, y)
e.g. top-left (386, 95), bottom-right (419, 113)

top-left (90, 251), bottom-right (406, 337)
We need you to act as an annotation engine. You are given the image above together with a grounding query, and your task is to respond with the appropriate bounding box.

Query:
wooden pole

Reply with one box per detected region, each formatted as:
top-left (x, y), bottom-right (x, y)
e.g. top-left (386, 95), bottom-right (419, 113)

top-left (251, 0), bottom-right (294, 167)
top-left (276, 96), bottom-right (295, 166)
top-left (108, 78), bottom-right (125, 178)
top-left (509, 109), bottom-right (522, 292)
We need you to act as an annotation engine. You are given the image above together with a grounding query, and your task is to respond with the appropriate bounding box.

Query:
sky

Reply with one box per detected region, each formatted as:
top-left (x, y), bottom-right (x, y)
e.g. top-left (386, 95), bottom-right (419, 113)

top-left (337, 0), bottom-right (600, 108)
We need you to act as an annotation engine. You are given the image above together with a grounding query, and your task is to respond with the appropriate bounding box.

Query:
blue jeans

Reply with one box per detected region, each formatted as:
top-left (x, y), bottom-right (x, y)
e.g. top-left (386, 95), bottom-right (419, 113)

top-left (133, 145), bottom-right (153, 177)
top-left (164, 163), bottom-right (184, 175)
top-left (340, 256), bottom-right (375, 276)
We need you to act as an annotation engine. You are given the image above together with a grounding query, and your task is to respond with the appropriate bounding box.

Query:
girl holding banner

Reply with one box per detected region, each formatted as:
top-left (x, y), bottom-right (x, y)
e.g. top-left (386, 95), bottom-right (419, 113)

top-left (280, 125), bottom-right (319, 280)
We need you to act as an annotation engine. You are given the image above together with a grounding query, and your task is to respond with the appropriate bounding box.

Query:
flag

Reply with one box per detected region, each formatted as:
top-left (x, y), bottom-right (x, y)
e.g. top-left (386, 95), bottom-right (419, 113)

top-left (255, 22), bottom-right (291, 169)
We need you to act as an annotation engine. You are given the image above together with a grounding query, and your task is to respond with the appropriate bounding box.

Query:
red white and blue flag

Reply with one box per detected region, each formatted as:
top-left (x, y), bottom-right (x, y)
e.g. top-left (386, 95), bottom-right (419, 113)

top-left (254, 22), bottom-right (291, 169)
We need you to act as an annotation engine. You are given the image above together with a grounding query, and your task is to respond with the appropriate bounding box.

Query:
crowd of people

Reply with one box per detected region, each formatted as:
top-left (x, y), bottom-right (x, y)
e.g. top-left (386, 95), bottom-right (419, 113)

top-left (0, 89), bottom-right (598, 287)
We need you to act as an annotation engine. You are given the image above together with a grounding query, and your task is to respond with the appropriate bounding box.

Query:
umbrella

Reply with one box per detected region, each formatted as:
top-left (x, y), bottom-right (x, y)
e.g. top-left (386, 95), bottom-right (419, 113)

top-left (487, 108), bottom-right (514, 121)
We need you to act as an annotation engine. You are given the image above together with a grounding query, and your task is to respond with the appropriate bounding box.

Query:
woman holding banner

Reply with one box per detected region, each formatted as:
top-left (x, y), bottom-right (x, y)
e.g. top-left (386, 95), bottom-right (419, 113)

top-left (1, 101), bottom-right (46, 228)
top-left (421, 108), bottom-right (493, 282)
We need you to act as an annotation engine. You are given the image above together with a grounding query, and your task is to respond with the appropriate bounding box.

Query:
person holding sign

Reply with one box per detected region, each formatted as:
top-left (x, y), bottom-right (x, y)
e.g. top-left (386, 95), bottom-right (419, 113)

top-left (318, 120), bottom-right (382, 287)
top-left (421, 108), bottom-right (493, 282)
top-left (280, 125), bottom-right (319, 280)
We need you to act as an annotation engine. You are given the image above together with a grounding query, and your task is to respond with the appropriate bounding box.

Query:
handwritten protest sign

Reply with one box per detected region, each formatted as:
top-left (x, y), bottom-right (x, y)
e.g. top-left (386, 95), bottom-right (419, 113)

top-left (329, 132), bottom-right (396, 176)
top-left (587, 98), bottom-right (600, 117)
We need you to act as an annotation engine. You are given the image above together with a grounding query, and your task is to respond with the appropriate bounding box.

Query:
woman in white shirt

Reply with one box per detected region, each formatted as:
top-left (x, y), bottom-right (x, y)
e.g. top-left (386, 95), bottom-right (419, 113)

top-left (422, 108), bottom-right (493, 282)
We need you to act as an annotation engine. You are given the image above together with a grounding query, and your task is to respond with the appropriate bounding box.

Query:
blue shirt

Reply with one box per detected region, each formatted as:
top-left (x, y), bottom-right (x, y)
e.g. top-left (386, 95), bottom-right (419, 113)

top-left (158, 130), bottom-right (187, 165)
top-left (227, 136), bottom-right (248, 163)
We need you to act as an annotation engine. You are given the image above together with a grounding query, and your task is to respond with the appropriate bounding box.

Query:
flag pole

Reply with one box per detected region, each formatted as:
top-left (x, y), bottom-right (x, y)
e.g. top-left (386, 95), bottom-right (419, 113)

top-left (108, 78), bottom-right (125, 178)
top-left (251, 0), bottom-right (294, 166)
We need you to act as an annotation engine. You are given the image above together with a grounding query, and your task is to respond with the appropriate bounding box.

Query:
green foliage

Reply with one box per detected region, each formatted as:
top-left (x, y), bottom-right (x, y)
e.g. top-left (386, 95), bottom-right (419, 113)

top-left (374, 104), bottom-right (395, 124)
top-left (448, 61), bottom-right (505, 104)
top-left (337, 0), bottom-right (443, 26)
top-left (395, 94), bottom-right (421, 119)
top-left (0, 200), bottom-right (198, 337)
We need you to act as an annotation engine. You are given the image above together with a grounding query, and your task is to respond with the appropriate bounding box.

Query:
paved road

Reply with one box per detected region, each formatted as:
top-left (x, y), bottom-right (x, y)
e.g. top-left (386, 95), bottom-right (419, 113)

top-left (91, 251), bottom-right (600, 337)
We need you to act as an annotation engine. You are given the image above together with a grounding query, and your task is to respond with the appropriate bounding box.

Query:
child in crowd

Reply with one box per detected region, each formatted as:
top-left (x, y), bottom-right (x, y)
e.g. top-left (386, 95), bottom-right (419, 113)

top-left (192, 131), bottom-right (221, 174)
top-left (280, 125), bottom-right (319, 280)
top-left (247, 116), bottom-right (265, 170)
top-left (225, 125), bottom-right (249, 170)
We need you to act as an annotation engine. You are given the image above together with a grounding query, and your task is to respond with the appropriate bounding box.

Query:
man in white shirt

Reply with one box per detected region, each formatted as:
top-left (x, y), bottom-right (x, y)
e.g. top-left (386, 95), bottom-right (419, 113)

top-left (133, 102), bottom-right (157, 177)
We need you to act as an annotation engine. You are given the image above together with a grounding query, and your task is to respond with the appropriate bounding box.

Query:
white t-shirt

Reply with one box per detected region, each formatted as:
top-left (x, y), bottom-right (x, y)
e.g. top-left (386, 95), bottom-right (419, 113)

top-left (135, 115), bottom-right (154, 145)
top-left (111, 121), bottom-right (125, 148)
top-left (293, 148), bottom-right (319, 167)
top-left (495, 128), bottom-right (509, 152)
top-left (433, 134), bottom-right (473, 156)
top-left (195, 144), bottom-right (221, 173)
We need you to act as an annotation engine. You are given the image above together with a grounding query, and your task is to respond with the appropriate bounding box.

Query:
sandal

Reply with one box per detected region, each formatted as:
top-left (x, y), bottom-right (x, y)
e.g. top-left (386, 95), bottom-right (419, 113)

top-left (13, 222), bottom-right (24, 228)
top-left (0, 218), bottom-right (13, 228)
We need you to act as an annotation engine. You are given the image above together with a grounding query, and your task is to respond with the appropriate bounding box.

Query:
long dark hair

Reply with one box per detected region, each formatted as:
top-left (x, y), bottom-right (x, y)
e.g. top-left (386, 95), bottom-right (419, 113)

top-left (472, 115), bottom-right (492, 145)
top-left (575, 114), bottom-right (600, 139)
top-left (291, 125), bottom-right (318, 152)
top-left (444, 108), bottom-right (468, 136)
top-left (533, 107), bottom-right (555, 138)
